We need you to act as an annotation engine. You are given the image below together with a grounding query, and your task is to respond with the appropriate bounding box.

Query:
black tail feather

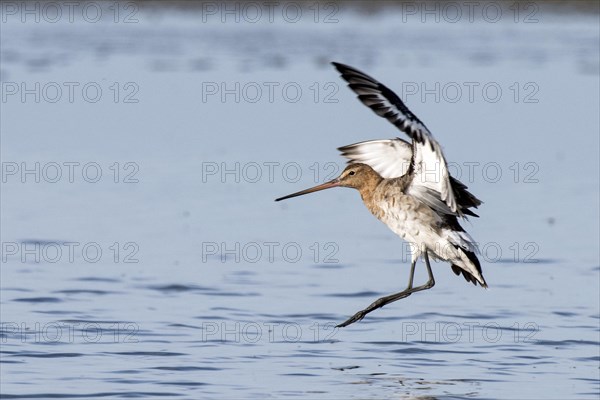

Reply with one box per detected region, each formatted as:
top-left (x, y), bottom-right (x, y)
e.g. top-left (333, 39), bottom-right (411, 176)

top-left (451, 249), bottom-right (488, 288)
top-left (451, 264), bottom-right (477, 285)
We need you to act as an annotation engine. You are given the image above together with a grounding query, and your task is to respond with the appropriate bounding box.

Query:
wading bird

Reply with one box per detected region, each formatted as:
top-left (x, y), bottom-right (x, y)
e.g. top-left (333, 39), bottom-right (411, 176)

top-left (276, 62), bottom-right (487, 328)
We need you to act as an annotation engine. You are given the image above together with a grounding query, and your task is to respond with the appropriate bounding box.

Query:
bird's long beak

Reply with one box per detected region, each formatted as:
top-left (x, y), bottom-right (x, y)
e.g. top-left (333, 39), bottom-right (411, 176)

top-left (275, 179), bottom-right (340, 201)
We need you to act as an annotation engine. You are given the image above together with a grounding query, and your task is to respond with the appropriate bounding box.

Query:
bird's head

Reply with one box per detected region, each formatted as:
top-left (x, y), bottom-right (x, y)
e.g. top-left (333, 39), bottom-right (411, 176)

top-left (275, 163), bottom-right (381, 201)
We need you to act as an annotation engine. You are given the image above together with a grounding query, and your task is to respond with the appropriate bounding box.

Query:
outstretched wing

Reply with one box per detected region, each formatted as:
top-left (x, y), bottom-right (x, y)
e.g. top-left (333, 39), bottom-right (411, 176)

top-left (338, 138), bottom-right (412, 179)
top-left (332, 62), bottom-right (461, 216)
top-left (338, 138), bottom-right (482, 217)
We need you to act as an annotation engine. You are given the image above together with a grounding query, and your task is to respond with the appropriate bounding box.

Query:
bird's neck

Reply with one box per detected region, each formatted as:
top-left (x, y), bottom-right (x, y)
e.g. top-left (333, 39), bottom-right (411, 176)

top-left (357, 174), bottom-right (384, 205)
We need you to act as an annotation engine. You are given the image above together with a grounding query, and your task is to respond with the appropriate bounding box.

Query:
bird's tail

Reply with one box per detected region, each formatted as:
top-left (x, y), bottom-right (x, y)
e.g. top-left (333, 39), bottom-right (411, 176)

top-left (452, 248), bottom-right (487, 288)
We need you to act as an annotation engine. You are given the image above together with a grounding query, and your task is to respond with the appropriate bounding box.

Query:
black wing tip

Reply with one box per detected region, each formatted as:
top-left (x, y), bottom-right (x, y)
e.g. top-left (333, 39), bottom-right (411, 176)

top-left (462, 209), bottom-right (479, 218)
top-left (337, 141), bottom-right (367, 153)
top-left (449, 176), bottom-right (484, 214)
top-left (331, 61), bottom-right (349, 70)
top-left (331, 62), bottom-right (348, 75)
top-left (337, 143), bottom-right (354, 152)
top-left (331, 62), bottom-right (373, 81)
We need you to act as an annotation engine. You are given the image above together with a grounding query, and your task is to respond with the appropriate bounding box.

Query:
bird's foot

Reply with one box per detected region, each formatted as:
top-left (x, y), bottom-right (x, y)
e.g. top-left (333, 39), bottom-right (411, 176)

top-left (336, 310), bottom-right (367, 328)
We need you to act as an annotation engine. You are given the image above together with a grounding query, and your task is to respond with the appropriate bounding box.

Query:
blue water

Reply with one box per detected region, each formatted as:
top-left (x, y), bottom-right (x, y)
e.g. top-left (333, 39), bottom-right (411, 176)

top-left (1, 2), bottom-right (599, 399)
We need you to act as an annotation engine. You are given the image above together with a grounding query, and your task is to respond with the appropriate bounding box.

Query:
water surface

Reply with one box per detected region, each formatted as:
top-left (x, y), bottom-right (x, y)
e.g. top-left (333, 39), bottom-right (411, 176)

top-left (1, 2), bottom-right (599, 399)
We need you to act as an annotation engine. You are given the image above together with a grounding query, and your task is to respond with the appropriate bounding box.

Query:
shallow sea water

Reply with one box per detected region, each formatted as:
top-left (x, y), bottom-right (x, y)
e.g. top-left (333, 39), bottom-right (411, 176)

top-left (1, 2), bottom-right (599, 399)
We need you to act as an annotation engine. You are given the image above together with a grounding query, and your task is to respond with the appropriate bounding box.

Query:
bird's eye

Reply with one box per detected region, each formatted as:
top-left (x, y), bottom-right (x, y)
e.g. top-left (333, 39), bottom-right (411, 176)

top-left (349, 171), bottom-right (355, 176)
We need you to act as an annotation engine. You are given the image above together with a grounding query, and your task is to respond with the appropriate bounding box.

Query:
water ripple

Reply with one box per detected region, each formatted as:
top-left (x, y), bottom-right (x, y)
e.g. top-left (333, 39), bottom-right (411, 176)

top-left (13, 297), bottom-right (62, 303)
top-left (0, 391), bottom-right (182, 399)
top-left (103, 352), bottom-right (186, 357)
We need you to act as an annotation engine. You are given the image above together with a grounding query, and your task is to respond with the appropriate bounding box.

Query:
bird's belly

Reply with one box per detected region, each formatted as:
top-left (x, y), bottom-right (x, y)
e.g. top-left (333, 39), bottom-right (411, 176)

top-left (372, 195), bottom-right (438, 245)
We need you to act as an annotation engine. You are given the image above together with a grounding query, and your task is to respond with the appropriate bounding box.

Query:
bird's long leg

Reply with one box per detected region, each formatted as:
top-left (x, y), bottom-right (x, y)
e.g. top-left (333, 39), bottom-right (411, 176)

top-left (409, 252), bottom-right (435, 293)
top-left (336, 259), bottom-right (417, 328)
top-left (336, 252), bottom-right (436, 328)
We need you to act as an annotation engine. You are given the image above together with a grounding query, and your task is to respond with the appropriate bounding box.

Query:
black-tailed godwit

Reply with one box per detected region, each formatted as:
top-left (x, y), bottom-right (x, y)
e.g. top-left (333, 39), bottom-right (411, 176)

top-left (276, 62), bottom-right (487, 328)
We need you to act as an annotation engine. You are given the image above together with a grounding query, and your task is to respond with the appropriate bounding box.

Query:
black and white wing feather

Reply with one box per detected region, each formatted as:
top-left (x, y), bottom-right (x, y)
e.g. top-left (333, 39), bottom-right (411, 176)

top-left (332, 62), bottom-right (461, 216)
top-left (338, 138), bottom-right (412, 179)
top-left (339, 139), bottom-right (482, 217)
